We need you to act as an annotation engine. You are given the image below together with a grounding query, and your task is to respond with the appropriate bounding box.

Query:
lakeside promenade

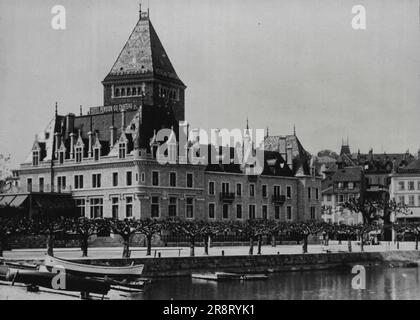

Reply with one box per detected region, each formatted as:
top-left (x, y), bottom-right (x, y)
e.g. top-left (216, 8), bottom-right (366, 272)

top-left (2, 241), bottom-right (417, 261)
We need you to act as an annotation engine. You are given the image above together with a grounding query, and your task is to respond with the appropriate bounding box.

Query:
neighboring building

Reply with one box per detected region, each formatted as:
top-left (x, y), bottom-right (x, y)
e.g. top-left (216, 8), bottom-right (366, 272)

top-left (321, 162), bottom-right (364, 225)
top-left (4, 9), bottom-right (322, 222)
top-left (389, 153), bottom-right (420, 223)
top-left (320, 141), bottom-right (415, 225)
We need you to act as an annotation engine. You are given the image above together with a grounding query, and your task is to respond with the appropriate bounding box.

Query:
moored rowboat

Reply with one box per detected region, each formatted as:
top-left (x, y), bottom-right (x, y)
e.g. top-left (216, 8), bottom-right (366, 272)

top-left (44, 255), bottom-right (144, 279)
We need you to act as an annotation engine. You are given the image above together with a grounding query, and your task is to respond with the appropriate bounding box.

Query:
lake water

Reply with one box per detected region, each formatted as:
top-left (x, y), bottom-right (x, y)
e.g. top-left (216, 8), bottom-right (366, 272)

top-left (137, 266), bottom-right (420, 300)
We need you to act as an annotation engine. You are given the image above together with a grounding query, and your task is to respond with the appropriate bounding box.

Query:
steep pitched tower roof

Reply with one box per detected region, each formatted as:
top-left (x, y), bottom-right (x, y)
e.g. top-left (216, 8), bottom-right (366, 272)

top-left (103, 10), bottom-right (184, 86)
top-left (102, 9), bottom-right (186, 122)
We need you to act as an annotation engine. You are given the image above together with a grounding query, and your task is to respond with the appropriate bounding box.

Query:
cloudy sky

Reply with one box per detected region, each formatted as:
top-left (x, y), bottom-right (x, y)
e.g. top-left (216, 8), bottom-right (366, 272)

top-left (0, 0), bottom-right (419, 167)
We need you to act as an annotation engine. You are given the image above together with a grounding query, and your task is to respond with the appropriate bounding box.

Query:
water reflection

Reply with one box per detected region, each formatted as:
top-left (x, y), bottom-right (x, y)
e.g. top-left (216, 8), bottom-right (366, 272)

top-left (137, 267), bottom-right (420, 300)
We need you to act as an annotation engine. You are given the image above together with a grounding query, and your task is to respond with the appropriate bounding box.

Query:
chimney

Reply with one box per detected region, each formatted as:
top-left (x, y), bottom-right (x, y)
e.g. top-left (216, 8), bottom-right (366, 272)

top-left (54, 132), bottom-right (60, 158)
top-left (286, 144), bottom-right (293, 169)
top-left (65, 113), bottom-right (75, 139)
top-left (70, 132), bottom-right (75, 159)
top-left (88, 114), bottom-right (93, 157)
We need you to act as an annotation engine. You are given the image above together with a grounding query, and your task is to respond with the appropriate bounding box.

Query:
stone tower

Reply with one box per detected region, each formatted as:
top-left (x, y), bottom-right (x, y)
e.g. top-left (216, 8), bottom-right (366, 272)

top-left (102, 9), bottom-right (186, 122)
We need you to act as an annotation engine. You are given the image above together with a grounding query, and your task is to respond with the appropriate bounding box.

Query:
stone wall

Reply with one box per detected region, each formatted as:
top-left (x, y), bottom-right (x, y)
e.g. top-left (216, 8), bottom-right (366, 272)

top-left (68, 250), bottom-right (420, 277)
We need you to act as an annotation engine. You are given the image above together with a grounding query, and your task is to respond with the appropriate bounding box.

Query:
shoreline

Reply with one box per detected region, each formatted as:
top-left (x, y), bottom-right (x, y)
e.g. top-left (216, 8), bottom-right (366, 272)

top-left (4, 250), bottom-right (420, 278)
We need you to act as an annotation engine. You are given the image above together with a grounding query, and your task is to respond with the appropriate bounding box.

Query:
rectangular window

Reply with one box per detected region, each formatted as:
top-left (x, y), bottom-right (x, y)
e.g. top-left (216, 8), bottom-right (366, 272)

top-left (315, 188), bottom-right (319, 200)
top-left (59, 151), bottom-right (64, 164)
top-left (76, 199), bottom-right (85, 217)
top-left (286, 186), bottom-right (292, 199)
top-left (274, 206), bottom-right (280, 219)
top-left (338, 182), bottom-right (343, 189)
top-left (408, 181), bottom-right (415, 191)
top-left (262, 205), bottom-right (268, 219)
top-left (262, 185), bottom-right (267, 198)
top-left (236, 183), bottom-right (242, 196)
top-left (208, 203), bottom-right (215, 219)
top-left (398, 196), bottom-right (405, 205)
top-left (398, 181), bottom-right (405, 191)
top-left (112, 172), bottom-right (118, 187)
top-left (186, 173), bottom-right (193, 188)
top-left (248, 204), bottom-right (256, 219)
top-left (348, 182), bottom-right (354, 190)
top-left (310, 207), bottom-right (316, 220)
top-left (94, 148), bottom-right (100, 161)
top-left (307, 187), bottom-right (311, 199)
top-left (249, 184), bottom-right (255, 197)
top-left (126, 171), bottom-right (132, 186)
top-left (408, 195), bottom-right (415, 207)
top-left (119, 143), bottom-right (126, 159)
top-left (75, 147), bottom-right (83, 163)
top-left (208, 181), bottom-right (215, 195)
top-left (90, 198), bottom-right (103, 218)
top-left (126, 197), bottom-right (133, 218)
top-left (339, 194), bottom-right (345, 203)
top-left (170, 172), bottom-right (177, 187)
top-left (169, 197), bottom-right (177, 217)
top-left (286, 206), bottom-right (292, 220)
top-left (274, 185), bottom-right (281, 196)
top-left (222, 182), bottom-right (230, 194)
top-left (222, 204), bottom-right (229, 219)
top-left (186, 197), bottom-right (194, 218)
top-left (236, 204), bottom-right (242, 219)
top-left (152, 171), bottom-right (159, 186)
top-left (326, 194), bottom-right (332, 201)
top-left (151, 196), bottom-right (160, 218)
top-left (57, 176), bottom-right (66, 192)
top-left (74, 175), bottom-right (83, 190)
top-left (39, 177), bottom-right (44, 193)
top-left (32, 151), bottom-right (39, 166)
top-left (112, 197), bottom-right (119, 219)
top-left (27, 178), bottom-right (32, 192)
top-left (92, 174), bottom-right (101, 188)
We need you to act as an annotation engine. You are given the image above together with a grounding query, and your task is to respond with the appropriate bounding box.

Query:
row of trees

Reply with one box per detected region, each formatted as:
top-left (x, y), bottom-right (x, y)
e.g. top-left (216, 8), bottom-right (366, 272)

top-left (2, 215), bottom-right (407, 258)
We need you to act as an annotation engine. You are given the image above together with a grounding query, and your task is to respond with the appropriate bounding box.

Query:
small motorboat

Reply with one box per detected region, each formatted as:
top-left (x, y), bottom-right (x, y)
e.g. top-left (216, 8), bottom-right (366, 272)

top-left (44, 255), bottom-right (144, 279)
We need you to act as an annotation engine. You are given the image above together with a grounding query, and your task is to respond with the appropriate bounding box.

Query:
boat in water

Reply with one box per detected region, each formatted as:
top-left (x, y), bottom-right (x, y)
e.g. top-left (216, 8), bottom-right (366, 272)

top-left (44, 255), bottom-right (144, 279)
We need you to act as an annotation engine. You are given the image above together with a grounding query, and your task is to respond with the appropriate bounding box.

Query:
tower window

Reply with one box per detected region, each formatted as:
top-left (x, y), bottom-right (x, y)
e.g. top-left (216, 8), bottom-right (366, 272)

top-left (59, 151), bottom-right (65, 164)
top-left (75, 147), bottom-right (83, 163)
top-left (94, 148), bottom-right (100, 161)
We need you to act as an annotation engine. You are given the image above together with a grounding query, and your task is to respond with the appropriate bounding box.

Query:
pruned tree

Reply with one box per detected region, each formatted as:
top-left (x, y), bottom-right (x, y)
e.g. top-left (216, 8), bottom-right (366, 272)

top-left (136, 218), bottom-right (164, 256)
top-left (0, 217), bottom-right (31, 257)
top-left (289, 222), bottom-right (324, 254)
top-left (233, 219), bottom-right (267, 255)
top-left (393, 222), bottom-right (420, 250)
top-left (165, 218), bottom-right (214, 257)
top-left (108, 218), bottom-right (139, 258)
top-left (31, 215), bottom-right (69, 256)
top-left (69, 217), bottom-right (107, 257)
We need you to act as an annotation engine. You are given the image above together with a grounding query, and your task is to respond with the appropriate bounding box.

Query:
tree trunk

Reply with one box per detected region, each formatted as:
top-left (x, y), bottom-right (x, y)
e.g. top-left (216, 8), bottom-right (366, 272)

top-left (360, 234), bottom-right (364, 252)
top-left (146, 235), bottom-right (152, 256)
top-left (0, 237), bottom-right (3, 257)
top-left (47, 233), bottom-right (54, 256)
top-left (257, 235), bottom-right (262, 255)
top-left (204, 235), bottom-right (209, 255)
top-left (302, 235), bottom-right (308, 254)
top-left (81, 236), bottom-right (88, 257)
top-left (249, 237), bottom-right (254, 255)
top-left (122, 236), bottom-right (130, 258)
top-left (190, 237), bottom-right (195, 257)
top-left (416, 236), bottom-right (419, 251)
top-left (271, 233), bottom-right (276, 247)
top-left (348, 238), bottom-right (352, 252)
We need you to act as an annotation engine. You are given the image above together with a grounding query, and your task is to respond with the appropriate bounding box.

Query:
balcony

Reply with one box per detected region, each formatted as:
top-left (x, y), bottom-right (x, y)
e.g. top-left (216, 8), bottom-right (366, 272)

top-left (219, 192), bottom-right (235, 203)
top-left (272, 194), bottom-right (286, 205)
top-left (366, 184), bottom-right (389, 193)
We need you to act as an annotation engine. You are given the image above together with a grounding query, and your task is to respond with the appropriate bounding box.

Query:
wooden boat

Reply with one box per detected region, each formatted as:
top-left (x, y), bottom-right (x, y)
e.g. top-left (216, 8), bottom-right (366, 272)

top-left (192, 272), bottom-right (268, 281)
top-left (44, 255), bottom-right (144, 279)
top-left (0, 265), bottom-right (110, 295)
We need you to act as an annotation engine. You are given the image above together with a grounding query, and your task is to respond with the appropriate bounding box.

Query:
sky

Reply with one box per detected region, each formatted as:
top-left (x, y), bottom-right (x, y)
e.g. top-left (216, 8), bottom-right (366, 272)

top-left (0, 0), bottom-right (419, 168)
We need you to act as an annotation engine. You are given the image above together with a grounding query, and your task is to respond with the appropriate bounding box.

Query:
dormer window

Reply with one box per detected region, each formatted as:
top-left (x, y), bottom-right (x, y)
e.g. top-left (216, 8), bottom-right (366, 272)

top-left (32, 150), bottom-right (39, 166)
top-left (75, 147), bottom-right (83, 163)
top-left (59, 151), bottom-right (65, 164)
top-left (94, 148), bottom-right (100, 161)
top-left (119, 142), bottom-right (126, 159)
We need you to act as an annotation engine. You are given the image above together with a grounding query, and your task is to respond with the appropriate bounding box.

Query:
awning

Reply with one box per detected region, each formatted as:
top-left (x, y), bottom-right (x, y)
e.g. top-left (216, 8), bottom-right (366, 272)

top-left (34, 195), bottom-right (75, 210)
top-left (8, 195), bottom-right (28, 207)
top-left (0, 195), bottom-right (17, 206)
